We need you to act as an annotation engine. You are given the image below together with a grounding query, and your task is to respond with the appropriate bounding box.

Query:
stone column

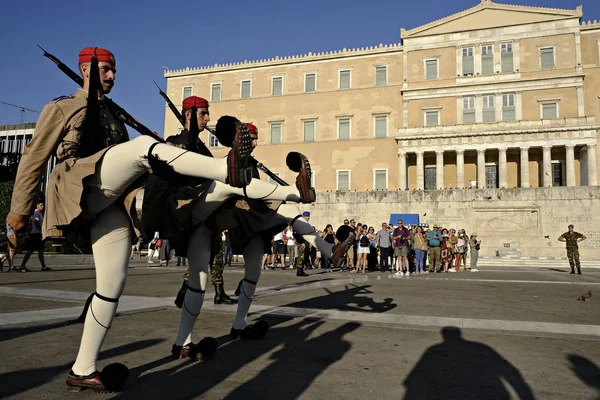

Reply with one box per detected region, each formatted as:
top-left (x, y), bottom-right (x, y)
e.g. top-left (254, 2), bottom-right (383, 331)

top-left (477, 149), bottom-right (486, 188)
top-left (398, 152), bottom-right (407, 190)
top-left (436, 150), bottom-right (444, 189)
top-left (498, 148), bottom-right (507, 188)
top-left (587, 144), bottom-right (597, 186)
top-left (566, 144), bottom-right (576, 187)
top-left (542, 146), bottom-right (552, 187)
top-left (416, 151), bottom-right (424, 190)
top-left (520, 147), bottom-right (530, 188)
top-left (456, 150), bottom-right (465, 189)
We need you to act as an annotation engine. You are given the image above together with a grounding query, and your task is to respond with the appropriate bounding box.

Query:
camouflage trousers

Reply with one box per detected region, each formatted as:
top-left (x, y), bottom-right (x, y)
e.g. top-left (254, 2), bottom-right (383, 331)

top-left (181, 249), bottom-right (225, 286)
top-left (567, 248), bottom-right (581, 269)
top-left (295, 243), bottom-right (306, 269)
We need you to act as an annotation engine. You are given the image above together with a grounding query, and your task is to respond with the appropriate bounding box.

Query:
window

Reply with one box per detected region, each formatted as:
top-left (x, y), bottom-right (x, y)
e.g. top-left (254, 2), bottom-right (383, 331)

top-left (552, 162), bottom-right (563, 186)
top-left (501, 43), bottom-right (514, 73)
top-left (374, 169), bottom-right (387, 190)
top-left (272, 76), bottom-right (283, 96)
top-left (337, 170), bottom-right (350, 191)
top-left (375, 65), bottom-right (387, 86)
top-left (270, 122), bottom-right (282, 144)
top-left (541, 103), bottom-right (557, 119)
top-left (483, 95), bottom-right (495, 122)
top-left (424, 167), bottom-right (436, 190)
top-left (425, 111), bottom-right (439, 126)
top-left (481, 45), bottom-right (493, 75)
top-left (485, 165), bottom-right (498, 188)
top-left (374, 115), bottom-right (387, 138)
top-left (210, 83), bottom-right (221, 102)
top-left (502, 94), bottom-right (515, 121)
top-left (183, 86), bottom-right (193, 99)
top-left (209, 133), bottom-right (219, 147)
top-left (303, 120), bottom-right (315, 142)
top-left (338, 118), bottom-right (351, 140)
top-left (269, 172), bottom-right (281, 185)
top-left (305, 73), bottom-right (316, 92)
top-left (462, 47), bottom-right (474, 76)
top-left (463, 96), bottom-right (476, 124)
top-left (540, 47), bottom-right (555, 70)
top-left (425, 59), bottom-right (438, 80)
top-left (241, 80), bottom-right (252, 98)
top-left (339, 69), bottom-right (351, 89)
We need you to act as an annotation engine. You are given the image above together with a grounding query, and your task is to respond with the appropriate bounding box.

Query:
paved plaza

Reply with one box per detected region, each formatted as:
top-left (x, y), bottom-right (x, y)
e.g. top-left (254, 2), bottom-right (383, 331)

top-left (0, 259), bottom-right (599, 399)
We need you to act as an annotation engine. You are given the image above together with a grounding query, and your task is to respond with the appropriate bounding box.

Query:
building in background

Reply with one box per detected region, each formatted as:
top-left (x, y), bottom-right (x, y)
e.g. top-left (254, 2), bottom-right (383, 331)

top-left (162, 0), bottom-right (600, 259)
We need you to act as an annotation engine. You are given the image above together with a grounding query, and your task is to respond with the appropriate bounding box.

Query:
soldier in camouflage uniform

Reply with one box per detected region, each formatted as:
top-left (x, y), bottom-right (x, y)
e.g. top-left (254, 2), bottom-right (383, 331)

top-left (175, 231), bottom-right (237, 307)
top-left (558, 224), bottom-right (587, 274)
top-left (295, 233), bottom-right (308, 277)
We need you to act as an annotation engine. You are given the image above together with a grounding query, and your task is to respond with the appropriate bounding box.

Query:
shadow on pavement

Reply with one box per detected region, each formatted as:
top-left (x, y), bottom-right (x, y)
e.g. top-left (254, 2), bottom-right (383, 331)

top-left (117, 283), bottom-right (394, 399)
top-left (0, 339), bottom-right (165, 399)
top-left (0, 319), bottom-right (81, 343)
top-left (257, 277), bottom-right (335, 295)
top-left (116, 319), bottom-right (360, 400)
top-left (568, 354), bottom-right (600, 396)
top-left (403, 327), bottom-right (535, 400)
top-left (0, 271), bottom-right (180, 286)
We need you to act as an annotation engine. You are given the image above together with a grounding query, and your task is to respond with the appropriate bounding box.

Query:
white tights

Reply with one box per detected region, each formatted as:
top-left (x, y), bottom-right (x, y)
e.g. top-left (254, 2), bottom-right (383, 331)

top-left (71, 205), bottom-right (131, 376)
top-left (71, 136), bottom-right (302, 374)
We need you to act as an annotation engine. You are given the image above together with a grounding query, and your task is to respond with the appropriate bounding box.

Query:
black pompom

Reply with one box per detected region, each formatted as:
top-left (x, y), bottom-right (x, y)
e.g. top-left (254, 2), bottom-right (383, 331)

top-left (99, 363), bottom-right (129, 392)
top-left (336, 225), bottom-right (354, 242)
top-left (215, 116), bottom-right (240, 147)
top-left (285, 152), bottom-right (303, 173)
top-left (189, 337), bottom-right (218, 361)
top-left (253, 320), bottom-right (269, 337)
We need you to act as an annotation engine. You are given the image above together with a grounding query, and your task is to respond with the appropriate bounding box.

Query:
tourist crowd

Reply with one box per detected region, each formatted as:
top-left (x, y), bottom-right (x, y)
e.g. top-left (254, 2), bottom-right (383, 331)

top-left (264, 218), bottom-right (482, 275)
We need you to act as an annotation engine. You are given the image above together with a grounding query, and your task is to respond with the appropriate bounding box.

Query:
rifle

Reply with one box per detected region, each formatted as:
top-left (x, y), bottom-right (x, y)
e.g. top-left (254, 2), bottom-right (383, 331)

top-left (152, 82), bottom-right (289, 186)
top-left (38, 45), bottom-right (166, 144)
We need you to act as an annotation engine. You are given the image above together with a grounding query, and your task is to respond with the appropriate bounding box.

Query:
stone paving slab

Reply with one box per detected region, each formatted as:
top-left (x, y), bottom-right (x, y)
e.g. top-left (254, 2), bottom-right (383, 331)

top-left (0, 296), bottom-right (80, 313)
top-left (1, 308), bottom-right (599, 400)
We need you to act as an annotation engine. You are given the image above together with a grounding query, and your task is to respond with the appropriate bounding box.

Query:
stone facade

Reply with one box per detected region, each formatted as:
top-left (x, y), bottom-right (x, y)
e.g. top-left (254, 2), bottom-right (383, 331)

top-left (308, 187), bottom-right (600, 260)
top-left (162, 0), bottom-right (600, 259)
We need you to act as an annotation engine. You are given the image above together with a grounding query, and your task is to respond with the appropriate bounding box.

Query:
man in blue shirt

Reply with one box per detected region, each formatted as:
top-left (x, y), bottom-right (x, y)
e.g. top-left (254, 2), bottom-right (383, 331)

top-left (376, 223), bottom-right (392, 271)
top-left (426, 224), bottom-right (442, 273)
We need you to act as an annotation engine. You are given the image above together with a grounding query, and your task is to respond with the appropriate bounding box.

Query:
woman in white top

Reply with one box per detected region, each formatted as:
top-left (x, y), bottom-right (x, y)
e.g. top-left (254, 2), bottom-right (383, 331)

top-left (357, 225), bottom-right (370, 274)
top-left (285, 226), bottom-right (296, 268)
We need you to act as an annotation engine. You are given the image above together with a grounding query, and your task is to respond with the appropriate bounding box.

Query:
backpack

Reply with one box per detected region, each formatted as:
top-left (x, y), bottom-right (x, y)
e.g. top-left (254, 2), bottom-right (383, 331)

top-left (359, 234), bottom-right (370, 248)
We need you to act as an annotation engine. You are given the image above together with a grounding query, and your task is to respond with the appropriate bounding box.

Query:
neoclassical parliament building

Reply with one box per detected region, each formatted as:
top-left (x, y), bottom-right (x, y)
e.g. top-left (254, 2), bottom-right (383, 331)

top-left (163, 0), bottom-right (600, 258)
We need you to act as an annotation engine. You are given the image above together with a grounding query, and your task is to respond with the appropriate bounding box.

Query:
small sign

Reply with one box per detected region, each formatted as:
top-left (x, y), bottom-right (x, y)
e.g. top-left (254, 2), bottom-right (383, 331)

top-left (504, 243), bottom-right (511, 248)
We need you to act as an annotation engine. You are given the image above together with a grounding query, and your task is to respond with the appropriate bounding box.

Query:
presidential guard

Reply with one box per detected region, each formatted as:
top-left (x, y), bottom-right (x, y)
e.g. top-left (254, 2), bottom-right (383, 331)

top-left (5, 47), bottom-right (284, 392)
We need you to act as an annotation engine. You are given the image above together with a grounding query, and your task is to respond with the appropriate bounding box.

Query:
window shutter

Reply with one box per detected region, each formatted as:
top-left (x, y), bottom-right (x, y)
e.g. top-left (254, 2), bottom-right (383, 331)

top-left (483, 109), bottom-right (495, 123)
top-left (303, 121), bottom-right (315, 142)
top-left (375, 170), bottom-right (387, 190)
top-left (375, 116), bottom-right (387, 138)
top-left (338, 171), bottom-right (350, 191)
top-left (241, 81), bottom-right (251, 98)
top-left (541, 48), bottom-right (555, 70)
top-left (501, 53), bottom-right (513, 73)
top-left (339, 70), bottom-right (351, 89)
top-left (502, 107), bottom-right (516, 121)
top-left (375, 66), bottom-right (387, 86)
top-left (305, 74), bottom-right (316, 92)
top-left (542, 103), bottom-right (557, 119)
top-left (426, 60), bottom-right (437, 80)
top-left (425, 111), bottom-right (439, 126)
top-left (338, 119), bottom-right (350, 140)
top-left (463, 110), bottom-right (476, 124)
top-left (211, 84), bottom-right (221, 102)
top-left (270, 123), bottom-right (281, 144)
top-left (272, 77), bottom-right (282, 96)
top-left (463, 55), bottom-right (474, 75)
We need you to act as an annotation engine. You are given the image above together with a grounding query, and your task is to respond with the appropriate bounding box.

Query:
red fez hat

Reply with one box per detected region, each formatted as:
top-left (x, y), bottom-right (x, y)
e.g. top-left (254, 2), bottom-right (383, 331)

top-left (245, 123), bottom-right (257, 135)
top-left (79, 47), bottom-right (115, 64)
top-left (182, 96), bottom-right (209, 109)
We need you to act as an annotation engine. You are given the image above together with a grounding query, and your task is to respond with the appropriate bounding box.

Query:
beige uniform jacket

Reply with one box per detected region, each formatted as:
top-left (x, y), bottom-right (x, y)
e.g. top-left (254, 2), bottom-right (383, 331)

top-left (10, 89), bottom-right (138, 238)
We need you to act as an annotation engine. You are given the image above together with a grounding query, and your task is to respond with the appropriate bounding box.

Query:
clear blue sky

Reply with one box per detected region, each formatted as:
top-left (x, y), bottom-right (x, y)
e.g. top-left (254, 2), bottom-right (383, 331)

top-left (1, 0), bottom-right (598, 135)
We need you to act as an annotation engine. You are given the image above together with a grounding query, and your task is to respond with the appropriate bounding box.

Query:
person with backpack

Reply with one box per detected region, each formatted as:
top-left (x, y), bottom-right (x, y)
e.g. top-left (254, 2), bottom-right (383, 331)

top-left (16, 201), bottom-right (51, 272)
top-left (357, 225), bottom-right (370, 274)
